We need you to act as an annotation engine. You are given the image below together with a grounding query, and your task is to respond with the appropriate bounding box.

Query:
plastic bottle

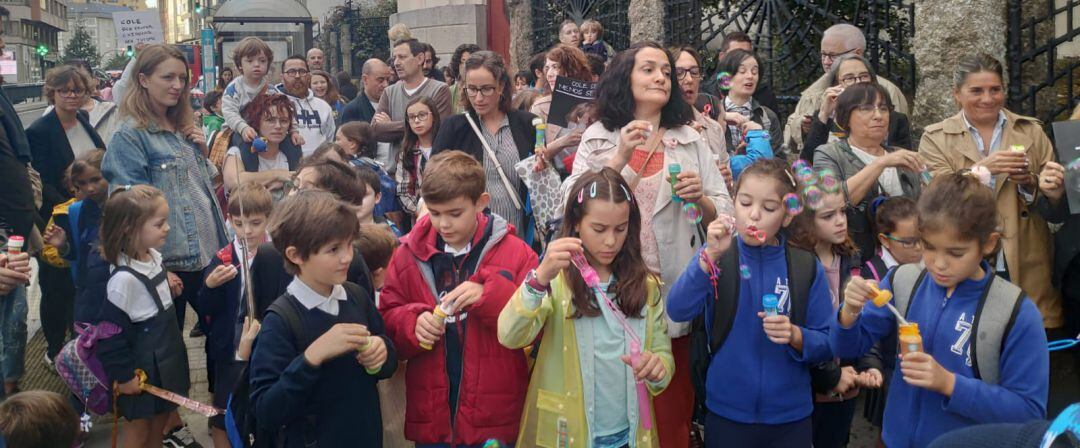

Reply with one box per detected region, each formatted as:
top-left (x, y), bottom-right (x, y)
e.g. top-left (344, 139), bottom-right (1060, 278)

top-left (744, 129), bottom-right (771, 156)
top-left (358, 338), bottom-right (380, 375)
top-left (419, 303), bottom-right (451, 350)
top-left (899, 323), bottom-right (923, 354)
top-left (762, 294), bottom-right (779, 317)
top-left (5, 235), bottom-right (23, 255)
top-left (668, 163), bottom-right (682, 200)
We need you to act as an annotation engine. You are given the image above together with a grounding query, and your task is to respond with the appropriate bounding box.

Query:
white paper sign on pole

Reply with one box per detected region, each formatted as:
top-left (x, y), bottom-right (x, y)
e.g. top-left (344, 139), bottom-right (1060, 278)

top-left (114, 10), bottom-right (164, 47)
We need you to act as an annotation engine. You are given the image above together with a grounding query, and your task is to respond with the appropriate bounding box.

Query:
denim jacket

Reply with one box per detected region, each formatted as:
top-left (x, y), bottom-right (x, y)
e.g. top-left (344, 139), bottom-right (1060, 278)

top-left (102, 118), bottom-right (227, 272)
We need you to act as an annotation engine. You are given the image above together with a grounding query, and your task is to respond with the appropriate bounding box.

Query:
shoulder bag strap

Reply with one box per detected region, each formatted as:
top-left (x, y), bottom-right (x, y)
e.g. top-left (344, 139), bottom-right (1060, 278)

top-left (112, 266), bottom-right (168, 313)
top-left (463, 112), bottom-right (522, 210)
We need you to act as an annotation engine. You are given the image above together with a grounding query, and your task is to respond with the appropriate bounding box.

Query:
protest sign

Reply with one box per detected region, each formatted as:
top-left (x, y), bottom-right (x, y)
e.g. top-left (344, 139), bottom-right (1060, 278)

top-left (548, 75), bottom-right (597, 128)
top-left (114, 10), bottom-right (164, 47)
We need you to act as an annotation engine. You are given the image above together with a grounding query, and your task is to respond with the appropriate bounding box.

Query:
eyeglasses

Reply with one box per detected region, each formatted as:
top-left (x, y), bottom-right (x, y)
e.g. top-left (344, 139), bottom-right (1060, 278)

top-left (839, 73), bottom-right (873, 86)
top-left (57, 88), bottom-right (85, 98)
top-left (262, 117), bottom-right (291, 127)
top-left (464, 86), bottom-right (498, 98)
top-left (821, 48), bottom-right (857, 61)
top-left (884, 234), bottom-right (920, 249)
top-left (283, 68), bottom-right (309, 77)
top-left (407, 111), bottom-right (431, 123)
top-left (855, 104), bottom-right (891, 115)
top-left (676, 67), bottom-right (702, 80)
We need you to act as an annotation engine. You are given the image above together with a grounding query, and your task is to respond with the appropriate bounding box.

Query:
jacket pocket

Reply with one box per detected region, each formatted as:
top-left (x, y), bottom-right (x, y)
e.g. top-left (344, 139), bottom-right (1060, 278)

top-left (535, 388), bottom-right (569, 448)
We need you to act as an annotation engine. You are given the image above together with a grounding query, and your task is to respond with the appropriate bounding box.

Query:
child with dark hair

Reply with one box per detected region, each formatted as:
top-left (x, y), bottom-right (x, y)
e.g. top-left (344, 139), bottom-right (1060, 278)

top-left (202, 90), bottom-right (225, 136)
top-left (250, 191), bottom-right (396, 447)
top-left (380, 151), bottom-right (537, 446)
top-left (834, 172), bottom-right (1049, 447)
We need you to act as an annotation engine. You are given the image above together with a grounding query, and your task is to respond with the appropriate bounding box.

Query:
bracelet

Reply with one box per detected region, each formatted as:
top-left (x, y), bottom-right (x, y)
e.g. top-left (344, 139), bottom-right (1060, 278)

top-left (842, 305), bottom-right (862, 318)
top-left (524, 269), bottom-right (550, 294)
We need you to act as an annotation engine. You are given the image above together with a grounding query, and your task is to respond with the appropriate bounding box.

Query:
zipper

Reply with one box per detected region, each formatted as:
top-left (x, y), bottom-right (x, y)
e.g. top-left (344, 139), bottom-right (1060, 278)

top-left (753, 248), bottom-right (765, 420)
top-left (908, 285), bottom-right (950, 446)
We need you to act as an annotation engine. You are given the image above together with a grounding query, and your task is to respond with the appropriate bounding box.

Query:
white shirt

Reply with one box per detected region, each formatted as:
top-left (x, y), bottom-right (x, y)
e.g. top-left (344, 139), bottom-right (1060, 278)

top-left (226, 146), bottom-right (289, 172)
top-left (287, 277), bottom-right (347, 316)
top-left (66, 123), bottom-right (98, 159)
top-left (403, 77), bottom-right (429, 96)
top-left (849, 143), bottom-right (904, 197)
top-left (106, 249), bottom-right (173, 323)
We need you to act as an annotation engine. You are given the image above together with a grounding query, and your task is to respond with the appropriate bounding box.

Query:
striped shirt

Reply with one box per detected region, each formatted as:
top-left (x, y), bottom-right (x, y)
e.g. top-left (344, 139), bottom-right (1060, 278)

top-left (480, 115), bottom-right (523, 229)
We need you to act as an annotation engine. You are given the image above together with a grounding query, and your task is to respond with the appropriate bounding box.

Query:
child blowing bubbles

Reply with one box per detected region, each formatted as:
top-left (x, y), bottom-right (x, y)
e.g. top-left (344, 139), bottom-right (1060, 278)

top-left (95, 185), bottom-right (190, 448)
top-left (499, 168), bottom-right (672, 447)
top-left (667, 159), bottom-right (834, 447)
top-left (833, 173), bottom-right (1049, 448)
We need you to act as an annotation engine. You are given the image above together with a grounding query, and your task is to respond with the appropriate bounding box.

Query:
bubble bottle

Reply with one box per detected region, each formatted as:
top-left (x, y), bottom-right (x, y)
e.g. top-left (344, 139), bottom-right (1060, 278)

top-left (744, 128), bottom-right (771, 156)
top-left (5, 235), bottom-right (23, 255)
top-left (419, 302), bottom-right (452, 350)
top-left (762, 294), bottom-right (779, 317)
top-left (898, 323), bottom-right (924, 354)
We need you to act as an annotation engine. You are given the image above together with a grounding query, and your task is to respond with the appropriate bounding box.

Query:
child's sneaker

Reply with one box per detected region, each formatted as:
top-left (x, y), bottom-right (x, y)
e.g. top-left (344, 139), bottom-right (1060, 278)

top-left (164, 424), bottom-right (203, 448)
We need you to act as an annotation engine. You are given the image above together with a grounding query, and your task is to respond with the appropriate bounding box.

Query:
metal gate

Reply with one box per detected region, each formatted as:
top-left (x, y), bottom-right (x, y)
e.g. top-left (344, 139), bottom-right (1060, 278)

top-left (664, 0), bottom-right (915, 118)
top-left (532, 0), bottom-right (630, 54)
top-left (1006, 0), bottom-right (1080, 125)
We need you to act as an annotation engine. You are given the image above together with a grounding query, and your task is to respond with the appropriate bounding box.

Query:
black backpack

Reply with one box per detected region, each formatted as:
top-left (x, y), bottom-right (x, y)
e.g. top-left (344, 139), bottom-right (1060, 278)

top-left (225, 282), bottom-right (370, 448)
top-left (688, 243), bottom-right (818, 420)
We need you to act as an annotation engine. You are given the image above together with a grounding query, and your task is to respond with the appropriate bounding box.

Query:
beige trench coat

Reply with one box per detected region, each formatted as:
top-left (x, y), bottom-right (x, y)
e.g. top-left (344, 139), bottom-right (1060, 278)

top-left (918, 109), bottom-right (1063, 328)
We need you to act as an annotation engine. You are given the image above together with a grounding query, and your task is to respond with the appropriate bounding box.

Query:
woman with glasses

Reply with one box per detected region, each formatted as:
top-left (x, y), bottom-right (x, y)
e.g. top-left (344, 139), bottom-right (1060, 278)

top-left (812, 82), bottom-right (921, 257)
top-left (672, 45), bottom-right (734, 190)
top-left (432, 51), bottom-right (539, 231)
top-left (221, 94), bottom-right (303, 200)
top-left (27, 64), bottom-right (107, 374)
top-left (919, 53), bottom-right (1065, 333)
top-left (799, 54), bottom-right (912, 163)
top-left (714, 49), bottom-right (784, 158)
top-left (530, 43), bottom-right (593, 174)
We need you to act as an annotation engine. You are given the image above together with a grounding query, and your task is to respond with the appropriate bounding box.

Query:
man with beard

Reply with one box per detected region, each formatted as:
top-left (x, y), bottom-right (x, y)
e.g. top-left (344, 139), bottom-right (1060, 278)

top-left (371, 39), bottom-right (451, 175)
top-left (277, 55), bottom-right (335, 156)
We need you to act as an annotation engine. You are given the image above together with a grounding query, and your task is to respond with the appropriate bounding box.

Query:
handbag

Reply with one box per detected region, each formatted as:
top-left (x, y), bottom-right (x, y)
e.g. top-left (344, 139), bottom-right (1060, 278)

top-left (514, 155), bottom-right (562, 239)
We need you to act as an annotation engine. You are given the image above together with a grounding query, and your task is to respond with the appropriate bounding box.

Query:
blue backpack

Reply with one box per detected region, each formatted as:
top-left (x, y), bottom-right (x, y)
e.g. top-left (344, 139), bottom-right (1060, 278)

top-left (349, 157), bottom-right (400, 218)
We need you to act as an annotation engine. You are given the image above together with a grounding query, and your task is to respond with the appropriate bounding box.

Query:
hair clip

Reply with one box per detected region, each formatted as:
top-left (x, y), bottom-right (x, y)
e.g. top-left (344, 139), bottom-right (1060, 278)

top-left (620, 184), bottom-right (633, 202)
top-left (962, 166), bottom-right (993, 187)
top-left (784, 169), bottom-right (797, 187)
top-left (577, 187), bottom-right (585, 204)
top-left (589, 181), bottom-right (598, 198)
top-left (120, 184), bottom-right (132, 191)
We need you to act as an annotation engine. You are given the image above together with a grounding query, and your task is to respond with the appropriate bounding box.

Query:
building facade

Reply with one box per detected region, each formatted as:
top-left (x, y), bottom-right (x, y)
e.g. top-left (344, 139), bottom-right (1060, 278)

top-left (0, 0), bottom-right (68, 83)
top-left (67, 0), bottom-right (145, 10)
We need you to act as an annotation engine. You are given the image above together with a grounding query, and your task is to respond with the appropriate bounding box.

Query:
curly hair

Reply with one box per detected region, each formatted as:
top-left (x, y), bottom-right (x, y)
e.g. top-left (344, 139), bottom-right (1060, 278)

top-left (449, 44), bottom-right (481, 80)
top-left (595, 41), bottom-right (693, 132)
top-left (545, 44), bottom-right (592, 86)
top-left (240, 94), bottom-right (296, 132)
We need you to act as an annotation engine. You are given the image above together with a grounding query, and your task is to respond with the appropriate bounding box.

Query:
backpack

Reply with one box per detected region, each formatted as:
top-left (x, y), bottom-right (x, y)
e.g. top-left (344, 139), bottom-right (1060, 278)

top-left (55, 322), bottom-right (123, 415)
top-left (349, 157), bottom-right (401, 218)
top-left (225, 282), bottom-right (370, 448)
top-left (688, 243), bottom-right (818, 419)
top-left (888, 264), bottom-right (1024, 385)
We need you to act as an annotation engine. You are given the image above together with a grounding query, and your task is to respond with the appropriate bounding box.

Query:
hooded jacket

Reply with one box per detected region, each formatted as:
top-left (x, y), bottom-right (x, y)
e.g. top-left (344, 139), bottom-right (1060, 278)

top-left (831, 262), bottom-right (1048, 448)
top-left (379, 211), bottom-right (538, 444)
top-left (275, 84), bottom-right (336, 157)
top-left (667, 238), bottom-right (834, 424)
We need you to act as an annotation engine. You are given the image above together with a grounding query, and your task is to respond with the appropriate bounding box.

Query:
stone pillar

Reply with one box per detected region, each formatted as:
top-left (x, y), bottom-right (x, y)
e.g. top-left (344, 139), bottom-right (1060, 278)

top-left (507, 0), bottom-right (532, 73)
top-left (629, 0), bottom-right (664, 43)
top-left (911, 0), bottom-right (1007, 132)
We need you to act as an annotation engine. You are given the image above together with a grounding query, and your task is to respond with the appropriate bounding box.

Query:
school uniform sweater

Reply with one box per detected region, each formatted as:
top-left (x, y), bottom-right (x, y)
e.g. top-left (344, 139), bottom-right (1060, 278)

top-left (249, 279), bottom-right (396, 448)
top-left (831, 261), bottom-right (1048, 448)
top-left (195, 242), bottom-right (245, 362)
top-left (666, 238), bottom-right (834, 425)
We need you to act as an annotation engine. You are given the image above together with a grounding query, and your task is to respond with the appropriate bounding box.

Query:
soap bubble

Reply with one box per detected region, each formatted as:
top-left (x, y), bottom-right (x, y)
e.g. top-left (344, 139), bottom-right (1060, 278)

top-left (804, 185), bottom-right (824, 209)
top-left (1068, 158), bottom-right (1080, 171)
top-left (819, 169), bottom-right (840, 194)
top-left (739, 264), bottom-right (751, 279)
top-left (791, 159), bottom-right (810, 172)
top-left (783, 193), bottom-right (803, 215)
top-left (683, 202), bottom-right (703, 224)
top-left (717, 72), bottom-right (733, 90)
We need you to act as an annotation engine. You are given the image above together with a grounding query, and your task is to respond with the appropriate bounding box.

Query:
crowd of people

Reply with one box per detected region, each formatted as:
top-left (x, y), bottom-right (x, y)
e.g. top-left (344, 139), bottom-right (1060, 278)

top-left (0, 7), bottom-right (1077, 448)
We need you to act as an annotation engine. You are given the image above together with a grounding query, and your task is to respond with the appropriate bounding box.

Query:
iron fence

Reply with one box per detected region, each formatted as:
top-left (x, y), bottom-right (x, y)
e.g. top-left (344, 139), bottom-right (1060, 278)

top-left (664, 0), bottom-right (915, 118)
top-left (1006, 0), bottom-right (1080, 126)
top-left (532, 0), bottom-right (630, 54)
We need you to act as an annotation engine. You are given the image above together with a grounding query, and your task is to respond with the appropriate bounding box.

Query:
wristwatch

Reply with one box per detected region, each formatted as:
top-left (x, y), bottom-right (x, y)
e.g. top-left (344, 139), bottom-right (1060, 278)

top-left (524, 269), bottom-right (550, 294)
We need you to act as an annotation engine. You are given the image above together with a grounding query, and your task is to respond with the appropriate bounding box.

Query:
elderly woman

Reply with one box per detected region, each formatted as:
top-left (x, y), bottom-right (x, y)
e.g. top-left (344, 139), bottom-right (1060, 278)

top-left (799, 54), bottom-right (912, 162)
top-left (813, 82), bottom-right (921, 256)
top-left (565, 41), bottom-right (732, 448)
top-left (919, 53), bottom-right (1063, 330)
top-left (531, 44), bottom-right (594, 172)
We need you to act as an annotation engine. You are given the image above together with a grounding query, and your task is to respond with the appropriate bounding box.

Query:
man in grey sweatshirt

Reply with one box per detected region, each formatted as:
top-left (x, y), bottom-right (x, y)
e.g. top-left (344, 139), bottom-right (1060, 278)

top-left (371, 39), bottom-right (453, 175)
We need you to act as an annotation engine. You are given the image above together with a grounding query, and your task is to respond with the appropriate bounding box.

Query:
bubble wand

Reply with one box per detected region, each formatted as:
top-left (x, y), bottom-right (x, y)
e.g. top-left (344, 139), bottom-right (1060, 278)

top-left (865, 283), bottom-right (909, 326)
top-left (231, 157), bottom-right (257, 322)
top-left (569, 251), bottom-right (653, 430)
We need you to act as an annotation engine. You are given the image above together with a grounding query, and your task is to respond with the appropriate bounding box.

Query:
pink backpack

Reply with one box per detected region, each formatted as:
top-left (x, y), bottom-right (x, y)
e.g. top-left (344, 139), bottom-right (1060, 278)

top-left (55, 322), bottom-right (122, 415)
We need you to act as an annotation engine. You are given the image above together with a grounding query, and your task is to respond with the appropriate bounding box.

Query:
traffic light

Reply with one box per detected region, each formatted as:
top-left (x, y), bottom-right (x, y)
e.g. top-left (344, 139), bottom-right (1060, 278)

top-left (35, 44), bottom-right (48, 57)
top-left (125, 45), bottom-right (134, 57)
top-left (194, 1), bottom-right (202, 14)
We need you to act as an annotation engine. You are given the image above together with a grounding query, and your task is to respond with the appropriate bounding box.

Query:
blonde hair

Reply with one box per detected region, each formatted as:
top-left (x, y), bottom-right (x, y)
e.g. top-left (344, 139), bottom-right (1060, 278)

top-left (388, 23), bottom-right (412, 44)
top-left (119, 44), bottom-right (194, 130)
top-left (99, 185), bottom-right (167, 264)
top-left (581, 19), bottom-right (604, 37)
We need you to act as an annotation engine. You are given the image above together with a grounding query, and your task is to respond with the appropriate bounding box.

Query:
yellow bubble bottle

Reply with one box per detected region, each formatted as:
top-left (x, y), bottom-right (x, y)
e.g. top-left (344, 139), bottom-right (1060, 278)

top-left (899, 323), bottom-right (924, 355)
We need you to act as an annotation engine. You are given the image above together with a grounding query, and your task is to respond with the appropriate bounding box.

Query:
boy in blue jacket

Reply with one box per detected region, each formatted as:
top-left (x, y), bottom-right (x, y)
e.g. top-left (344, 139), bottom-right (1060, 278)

top-left (196, 182), bottom-right (271, 448)
top-left (667, 159), bottom-right (834, 447)
top-left (249, 190), bottom-right (396, 447)
top-left (833, 172), bottom-right (1048, 448)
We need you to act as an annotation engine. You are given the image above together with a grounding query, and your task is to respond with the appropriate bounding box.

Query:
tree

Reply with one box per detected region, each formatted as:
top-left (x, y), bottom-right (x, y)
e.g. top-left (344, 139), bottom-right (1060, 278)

top-left (64, 24), bottom-right (101, 67)
top-left (103, 52), bottom-right (130, 71)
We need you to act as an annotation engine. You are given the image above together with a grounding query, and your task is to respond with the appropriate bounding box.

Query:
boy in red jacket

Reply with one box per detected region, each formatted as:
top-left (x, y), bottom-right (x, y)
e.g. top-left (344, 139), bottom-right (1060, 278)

top-left (380, 151), bottom-right (538, 447)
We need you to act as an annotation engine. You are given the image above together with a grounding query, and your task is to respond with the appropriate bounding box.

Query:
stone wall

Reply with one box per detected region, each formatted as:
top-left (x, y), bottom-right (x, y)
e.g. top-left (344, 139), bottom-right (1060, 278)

top-left (390, 2), bottom-right (487, 60)
top-left (629, 0), bottom-right (664, 43)
top-left (911, 0), bottom-right (1007, 131)
top-left (507, 0), bottom-right (532, 73)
